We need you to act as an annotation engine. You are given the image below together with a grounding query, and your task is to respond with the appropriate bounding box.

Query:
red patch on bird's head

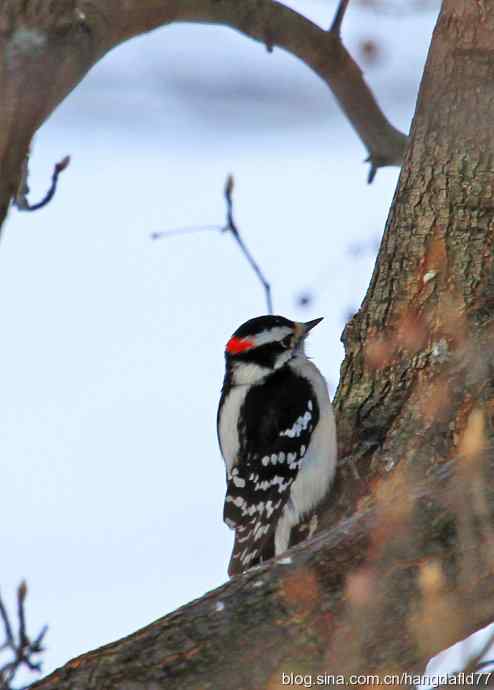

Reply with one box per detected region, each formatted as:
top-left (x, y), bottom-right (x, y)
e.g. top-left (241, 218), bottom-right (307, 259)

top-left (226, 336), bottom-right (254, 354)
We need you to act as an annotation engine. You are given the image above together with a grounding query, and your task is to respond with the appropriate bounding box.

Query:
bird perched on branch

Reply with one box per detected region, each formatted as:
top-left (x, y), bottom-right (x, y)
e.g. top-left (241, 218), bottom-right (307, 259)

top-left (217, 315), bottom-right (337, 576)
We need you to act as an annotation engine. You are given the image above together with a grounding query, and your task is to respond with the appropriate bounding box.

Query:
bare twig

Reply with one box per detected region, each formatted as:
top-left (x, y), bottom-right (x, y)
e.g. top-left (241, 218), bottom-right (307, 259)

top-left (330, 0), bottom-right (351, 35)
top-left (223, 175), bottom-right (273, 314)
top-left (366, 154), bottom-right (383, 184)
top-left (14, 156), bottom-right (70, 212)
top-left (151, 176), bottom-right (274, 314)
top-left (150, 225), bottom-right (219, 240)
top-left (0, 582), bottom-right (47, 690)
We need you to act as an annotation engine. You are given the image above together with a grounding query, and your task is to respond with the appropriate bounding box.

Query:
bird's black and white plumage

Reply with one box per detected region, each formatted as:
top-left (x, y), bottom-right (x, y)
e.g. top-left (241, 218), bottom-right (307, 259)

top-left (217, 315), bottom-right (337, 576)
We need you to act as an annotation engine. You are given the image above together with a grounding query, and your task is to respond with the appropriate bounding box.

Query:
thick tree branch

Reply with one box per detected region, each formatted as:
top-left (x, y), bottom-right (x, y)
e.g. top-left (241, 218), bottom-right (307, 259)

top-left (164, 0), bottom-right (408, 178)
top-left (81, 0), bottom-right (407, 172)
top-left (29, 457), bottom-right (494, 689)
top-left (0, 0), bottom-right (406, 230)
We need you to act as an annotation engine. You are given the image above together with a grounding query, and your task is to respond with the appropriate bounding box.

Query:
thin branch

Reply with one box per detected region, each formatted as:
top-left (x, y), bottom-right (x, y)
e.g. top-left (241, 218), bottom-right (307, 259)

top-left (151, 176), bottom-right (274, 314)
top-left (330, 0), bottom-right (351, 35)
top-left (0, 600), bottom-right (13, 651)
top-left (0, 582), bottom-right (47, 690)
top-left (223, 175), bottom-right (273, 314)
top-left (14, 156), bottom-right (70, 212)
top-left (150, 225), bottom-right (220, 240)
top-left (477, 659), bottom-right (494, 671)
top-left (15, 584), bottom-right (27, 652)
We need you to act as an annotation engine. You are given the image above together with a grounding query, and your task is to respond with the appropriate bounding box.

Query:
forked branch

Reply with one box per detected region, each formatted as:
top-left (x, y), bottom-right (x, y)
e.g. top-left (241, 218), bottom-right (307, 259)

top-left (0, 582), bottom-right (47, 690)
top-left (223, 175), bottom-right (273, 313)
top-left (14, 156), bottom-right (70, 212)
top-left (152, 175), bottom-right (273, 313)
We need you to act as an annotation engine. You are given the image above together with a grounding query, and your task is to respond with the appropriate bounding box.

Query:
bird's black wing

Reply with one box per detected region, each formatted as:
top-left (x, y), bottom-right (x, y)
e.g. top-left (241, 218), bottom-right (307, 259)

top-left (223, 366), bottom-right (319, 575)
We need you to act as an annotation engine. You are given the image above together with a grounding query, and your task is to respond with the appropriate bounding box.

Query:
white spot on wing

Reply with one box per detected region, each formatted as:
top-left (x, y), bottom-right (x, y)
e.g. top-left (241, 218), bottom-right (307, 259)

top-left (279, 406), bottom-right (312, 438)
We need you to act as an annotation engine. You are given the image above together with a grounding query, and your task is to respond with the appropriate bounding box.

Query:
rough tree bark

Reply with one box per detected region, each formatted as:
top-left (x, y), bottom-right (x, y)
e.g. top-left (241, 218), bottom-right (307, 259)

top-left (4, 0), bottom-right (494, 688)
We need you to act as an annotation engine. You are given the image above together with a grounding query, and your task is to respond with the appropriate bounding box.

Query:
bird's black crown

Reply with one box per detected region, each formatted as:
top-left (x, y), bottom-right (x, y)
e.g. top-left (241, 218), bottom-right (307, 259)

top-left (232, 315), bottom-right (294, 339)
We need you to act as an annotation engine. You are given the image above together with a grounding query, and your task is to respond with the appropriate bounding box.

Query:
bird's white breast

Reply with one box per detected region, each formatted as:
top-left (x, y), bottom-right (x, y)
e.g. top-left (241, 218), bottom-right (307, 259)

top-left (218, 385), bottom-right (249, 473)
top-left (275, 356), bottom-right (337, 553)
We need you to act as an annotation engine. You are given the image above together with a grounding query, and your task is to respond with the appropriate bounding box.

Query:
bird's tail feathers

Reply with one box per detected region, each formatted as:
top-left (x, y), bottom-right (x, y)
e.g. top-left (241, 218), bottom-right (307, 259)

top-left (227, 521), bottom-right (275, 576)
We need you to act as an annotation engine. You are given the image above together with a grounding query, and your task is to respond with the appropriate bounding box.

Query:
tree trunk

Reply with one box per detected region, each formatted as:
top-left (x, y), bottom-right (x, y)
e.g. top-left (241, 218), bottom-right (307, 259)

top-left (20, 0), bottom-right (494, 688)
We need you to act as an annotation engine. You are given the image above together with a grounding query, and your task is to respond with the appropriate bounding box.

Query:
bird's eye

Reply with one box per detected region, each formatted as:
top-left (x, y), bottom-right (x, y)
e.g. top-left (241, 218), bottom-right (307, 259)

top-left (280, 335), bottom-right (292, 349)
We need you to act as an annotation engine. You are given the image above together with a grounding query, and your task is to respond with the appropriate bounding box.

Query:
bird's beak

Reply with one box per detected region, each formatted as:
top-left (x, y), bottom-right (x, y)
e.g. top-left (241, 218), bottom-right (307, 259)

top-left (295, 317), bottom-right (324, 339)
top-left (303, 317), bottom-right (324, 334)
